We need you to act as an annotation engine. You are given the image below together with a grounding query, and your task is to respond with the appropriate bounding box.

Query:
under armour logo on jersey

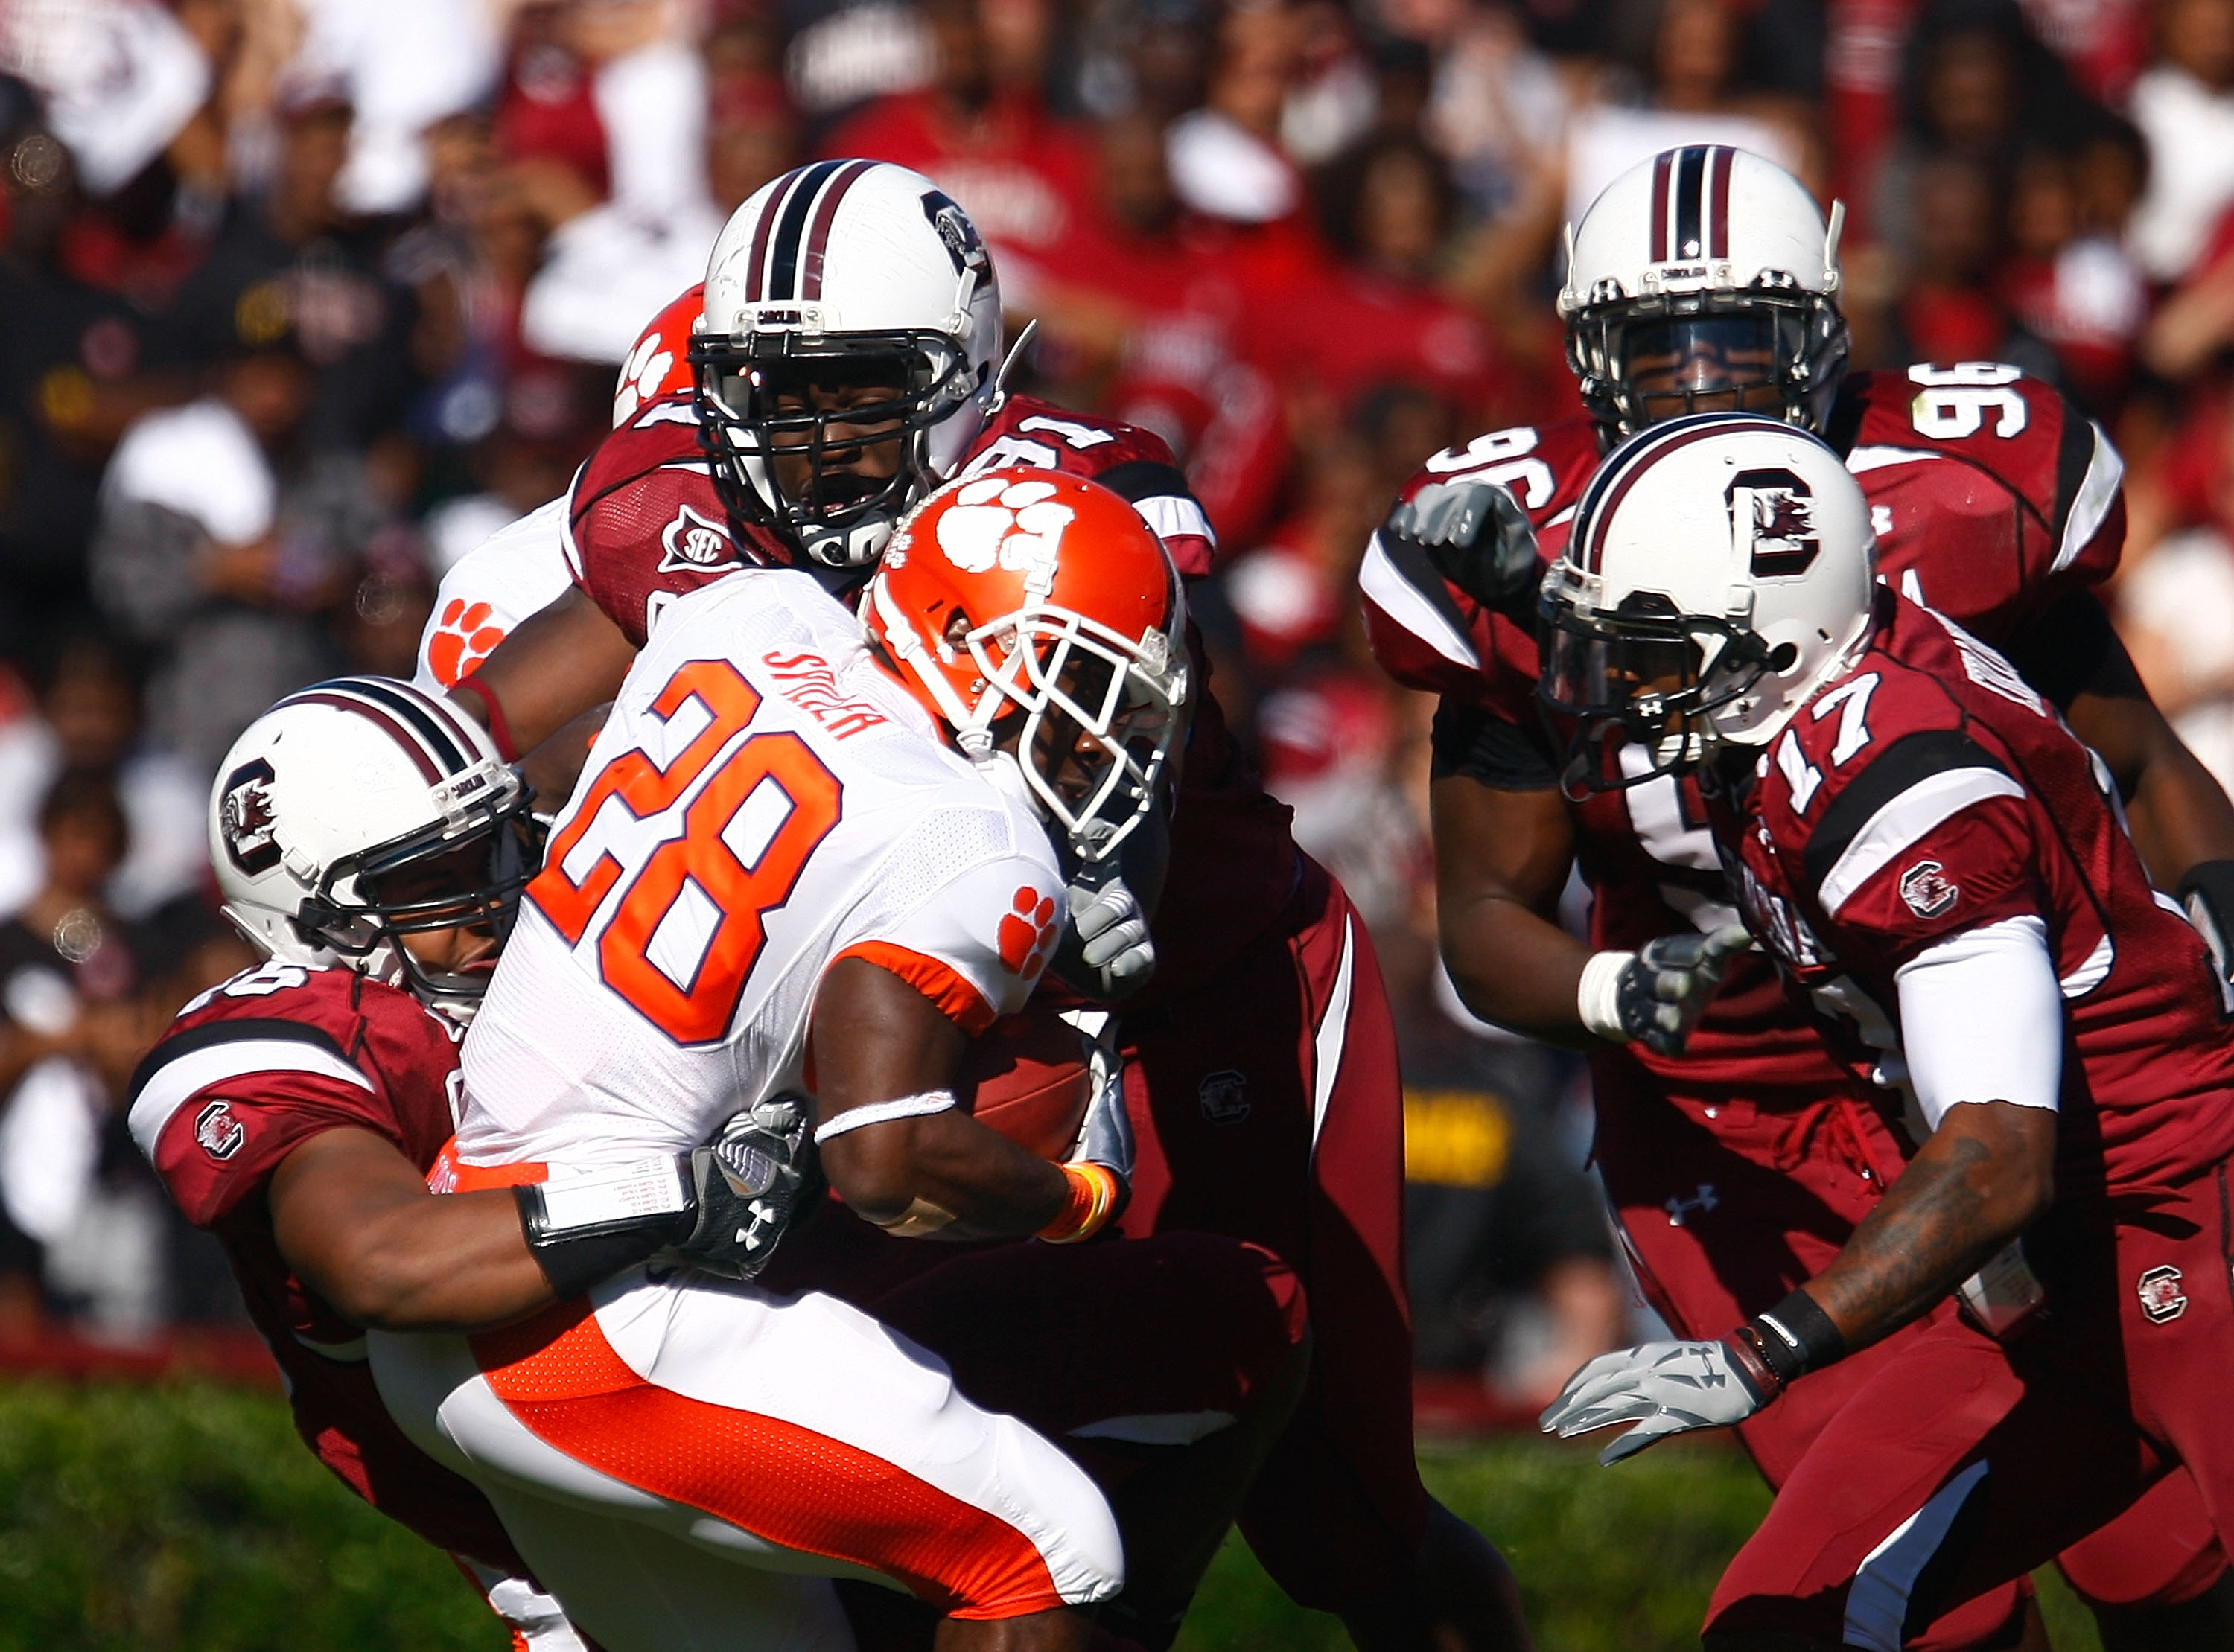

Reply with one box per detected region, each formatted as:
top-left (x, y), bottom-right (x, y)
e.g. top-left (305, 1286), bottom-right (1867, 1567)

top-left (219, 759), bottom-right (281, 876)
top-left (658, 504), bottom-right (742, 574)
top-left (194, 1100), bottom-right (246, 1161)
top-left (1664, 1184), bottom-right (1718, 1225)
top-left (937, 478), bottom-right (1073, 591)
top-left (997, 887), bottom-right (1060, 978)
top-left (2139, 1264), bottom-right (2188, 1323)
top-left (426, 599), bottom-right (507, 686)
top-left (1726, 469), bottom-right (1818, 576)
top-left (1899, 859), bottom-right (1959, 919)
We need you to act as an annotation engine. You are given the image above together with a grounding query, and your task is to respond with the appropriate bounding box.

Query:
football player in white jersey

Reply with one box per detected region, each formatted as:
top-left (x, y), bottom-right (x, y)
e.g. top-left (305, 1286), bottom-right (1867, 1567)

top-left (370, 471), bottom-right (1310, 1652)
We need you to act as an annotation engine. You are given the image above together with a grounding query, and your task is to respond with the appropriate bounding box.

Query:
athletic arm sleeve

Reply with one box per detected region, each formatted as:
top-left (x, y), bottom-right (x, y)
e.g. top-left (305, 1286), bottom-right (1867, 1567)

top-left (1429, 698), bottom-right (1562, 791)
top-left (1893, 914), bottom-right (2065, 1131)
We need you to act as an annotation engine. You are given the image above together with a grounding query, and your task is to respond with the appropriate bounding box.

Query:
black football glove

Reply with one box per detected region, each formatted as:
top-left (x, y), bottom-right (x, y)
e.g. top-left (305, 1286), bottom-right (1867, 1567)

top-left (1579, 925), bottom-right (1753, 1056)
top-left (1380, 479), bottom-right (1541, 610)
top-left (668, 1094), bottom-right (822, 1280)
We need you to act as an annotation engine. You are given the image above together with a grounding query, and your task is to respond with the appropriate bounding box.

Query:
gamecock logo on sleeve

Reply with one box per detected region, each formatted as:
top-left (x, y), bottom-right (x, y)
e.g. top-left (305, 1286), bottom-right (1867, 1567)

top-left (195, 1100), bottom-right (246, 1161)
top-left (1899, 859), bottom-right (1959, 919)
top-left (2138, 1264), bottom-right (2188, 1323)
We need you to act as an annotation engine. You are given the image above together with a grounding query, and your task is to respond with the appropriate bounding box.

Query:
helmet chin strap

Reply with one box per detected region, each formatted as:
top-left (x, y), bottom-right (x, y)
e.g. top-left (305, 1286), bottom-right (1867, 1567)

top-left (987, 319), bottom-right (1038, 412)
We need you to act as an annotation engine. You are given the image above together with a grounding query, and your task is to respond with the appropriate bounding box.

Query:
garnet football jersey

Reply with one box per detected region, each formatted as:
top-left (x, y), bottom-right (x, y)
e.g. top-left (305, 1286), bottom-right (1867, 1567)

top-left (454, 567), bottom-right (1064, 1170)
top-left (127, 960), bottom-right (526, 1572)
top-left (1360, 365), bottom-right (2128, 1089)
top-left (1719, 593), bottom-right (2234, 1193)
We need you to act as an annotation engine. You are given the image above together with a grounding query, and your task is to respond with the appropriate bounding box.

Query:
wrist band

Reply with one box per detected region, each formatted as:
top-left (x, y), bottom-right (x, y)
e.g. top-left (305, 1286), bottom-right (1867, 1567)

top-left (1721, 1327), bottom-right (1783, 1404)
top-left (1748, 1289), bottom-right (1848, 1385)
top-left (513, 1158), bottom-right (696, 1298)
top-left (450, 674), bottom-right (518, 762)
top-left (1576, 950), bottom-right (1635, 1042)
top-left (1038, 1162), bottom-right (1121, 1244)
top-left (813, 1090), bottom-right (957, 1145)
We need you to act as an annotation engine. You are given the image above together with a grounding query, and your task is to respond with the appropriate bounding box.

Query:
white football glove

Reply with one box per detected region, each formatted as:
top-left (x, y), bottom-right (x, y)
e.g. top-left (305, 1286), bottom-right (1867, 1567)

top-left (1539, 1339), bottom-right (1769, 1465)
top-left (1068, 873), bottom-right (1156, 994)
top-left (1577, 924), bottom-right (1753, 1056)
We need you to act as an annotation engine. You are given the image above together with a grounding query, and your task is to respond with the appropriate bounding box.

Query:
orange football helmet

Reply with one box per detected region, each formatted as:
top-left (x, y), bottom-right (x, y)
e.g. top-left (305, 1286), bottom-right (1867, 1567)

top-left (611, 283), bottom-right (705, 426)
top-left (863, 468), bottom-right (1188, 861)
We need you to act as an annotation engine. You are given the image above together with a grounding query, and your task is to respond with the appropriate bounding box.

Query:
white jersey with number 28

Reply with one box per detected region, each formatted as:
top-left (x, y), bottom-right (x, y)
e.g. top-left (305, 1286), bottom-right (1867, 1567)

top-left (455, 567), bottom-right (1063, 1172)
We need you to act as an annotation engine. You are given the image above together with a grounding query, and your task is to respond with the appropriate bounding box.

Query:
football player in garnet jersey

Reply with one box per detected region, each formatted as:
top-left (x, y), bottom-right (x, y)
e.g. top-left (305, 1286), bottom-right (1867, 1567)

top-left (133, 678), bottom-right (586, 1652)
top-left (432, 162), bottom-right (1532, 1652)
top-left (1361, 145), bottom-right (2234, 1645)
top-left (1536, 414), bottom-right (2234, 1650)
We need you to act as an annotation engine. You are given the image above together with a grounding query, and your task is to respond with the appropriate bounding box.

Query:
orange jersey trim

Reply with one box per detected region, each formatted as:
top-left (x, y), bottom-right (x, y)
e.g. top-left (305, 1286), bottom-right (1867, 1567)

top-left (468, 1299), bottom-right (1064, 1618)
top-left (427, 1138), bottom-right (549, 1194)
top-left (833, 942), bottom-right (999, 1036)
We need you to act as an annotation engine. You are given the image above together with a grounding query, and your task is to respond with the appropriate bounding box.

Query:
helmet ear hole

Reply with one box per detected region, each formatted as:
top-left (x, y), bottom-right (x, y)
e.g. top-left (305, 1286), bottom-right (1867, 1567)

top-left (943, 607), bottom-right (971, 648)
top-left (1767, 641), bottom-right (1799, 671)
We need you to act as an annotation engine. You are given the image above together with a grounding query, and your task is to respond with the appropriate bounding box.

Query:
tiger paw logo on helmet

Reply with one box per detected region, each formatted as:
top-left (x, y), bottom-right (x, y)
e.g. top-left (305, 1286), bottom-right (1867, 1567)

top-left (936, 478), bottom-right (1075, 582)
top-left (612, 331), bottom-right (678, 425)
top-left (426, 599), bottom-right (509, 686)
top-left (997, 886), bottom-right (1060, 978)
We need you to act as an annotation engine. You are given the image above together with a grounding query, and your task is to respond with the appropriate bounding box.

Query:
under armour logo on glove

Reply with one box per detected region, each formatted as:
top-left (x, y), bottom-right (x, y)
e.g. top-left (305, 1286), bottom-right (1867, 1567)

top-left (426, 599), bottom-right (508, 686)
top-left (936, 478), bottom-right (1075, 579)
top-left (1540, 1339), bottom-right (1768, 1464)
top-left (999, 887), bottom-right (1061, 978)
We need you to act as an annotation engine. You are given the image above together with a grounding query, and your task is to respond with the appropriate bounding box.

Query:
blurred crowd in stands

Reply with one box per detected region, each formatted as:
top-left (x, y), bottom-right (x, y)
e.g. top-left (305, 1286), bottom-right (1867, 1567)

top-left (7, 0), bottom-right (2234, 1408)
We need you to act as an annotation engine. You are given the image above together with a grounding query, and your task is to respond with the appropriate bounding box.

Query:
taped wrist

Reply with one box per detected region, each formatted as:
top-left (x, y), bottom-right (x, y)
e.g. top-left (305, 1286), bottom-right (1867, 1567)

top-left (514, 1159), bottom-right (696, 1298)
top-left (1576, 950), bottom-right (1635, 1042)
top-left (2178, 861), bottom-right (2234, 984)
top-left (1747, 1289), bottom-right (1848, 1385)
top-left (1038, 1162), bottom-right (1123, 1243)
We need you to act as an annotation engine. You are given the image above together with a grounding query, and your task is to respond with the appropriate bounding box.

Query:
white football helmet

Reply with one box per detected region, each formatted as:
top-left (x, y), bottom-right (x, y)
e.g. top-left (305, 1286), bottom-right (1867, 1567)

top-left (694, 159), bottom-right (1005, 570)
top-left (1560, 146), bottom-right (1847, 436)
top-left (210, 677), bottom-right (536, 1012)
top-left (1538, 413), bottom-right (1875, 791)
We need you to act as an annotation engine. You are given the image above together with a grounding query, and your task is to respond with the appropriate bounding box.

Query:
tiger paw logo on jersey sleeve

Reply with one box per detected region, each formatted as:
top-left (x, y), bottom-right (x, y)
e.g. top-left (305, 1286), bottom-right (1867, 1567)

top-left (997, 886), bottom-right (1060, 979)
top-left (426, 599), bottom-right (509, 686)
top-left (936, 478), bottom-right (1074, 588)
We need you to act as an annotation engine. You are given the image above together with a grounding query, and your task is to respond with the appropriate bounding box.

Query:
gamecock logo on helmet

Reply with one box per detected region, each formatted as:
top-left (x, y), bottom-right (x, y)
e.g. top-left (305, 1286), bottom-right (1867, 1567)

top-left (1726, 468), bottom-right (1818, 577)
top-left (658, 504), bottom-right (742, 573)
top-left (921, 190), bottom-right (990, 277)
top-left (220, 759), bottom-right (282, 876)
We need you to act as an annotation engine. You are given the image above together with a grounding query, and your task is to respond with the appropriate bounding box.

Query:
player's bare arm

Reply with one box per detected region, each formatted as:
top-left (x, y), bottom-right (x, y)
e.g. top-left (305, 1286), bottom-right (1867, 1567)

top-left (1430, 773), bottom-right (1591, 1044)
top-left (2007, 588), bottom-right (2234, 884)
top-left (1787, 1100), bottom-right (2056, 1353)
top-left (270, 1127), bottom-right (556, 1333)
top-left (454, 585), bottom-right (637, 756)
top-left (810, 957), bottom-right (1075, 1240)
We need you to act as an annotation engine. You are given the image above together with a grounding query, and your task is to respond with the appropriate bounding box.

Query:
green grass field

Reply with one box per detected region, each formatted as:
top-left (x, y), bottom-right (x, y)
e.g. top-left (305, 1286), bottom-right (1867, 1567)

top-left (0, 1377), bottom-right (2102, 1651)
